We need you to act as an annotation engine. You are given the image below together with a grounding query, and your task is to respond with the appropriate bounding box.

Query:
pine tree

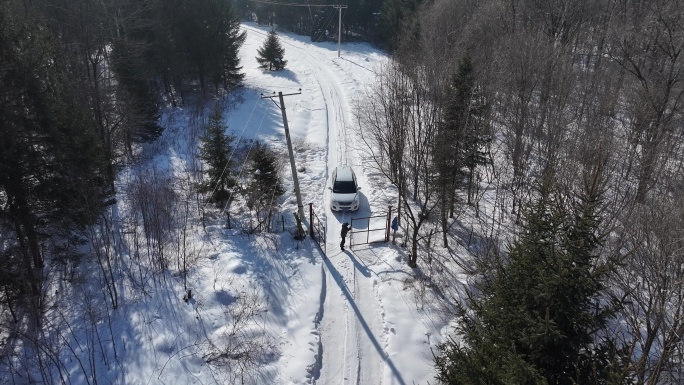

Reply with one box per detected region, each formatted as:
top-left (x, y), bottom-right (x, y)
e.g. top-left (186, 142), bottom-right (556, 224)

top-left (111, 38), bottom-right (163, 143)
top-left (199, 106), bottom-right (236, 204)
top-left (245, 141), bottom-right (284, 230)
top-left (379, 0), bottom-right (422, 51)
top-left (435, 55), bottom-right (489, 246)
top-left (256, 30), bottom-right (287, 71)
top-left (435, 188), bottom-right (626, 384)
top-left (454, 55), bottom-right (490, 205)
top-left (247, 141), bottom-right (284, 206)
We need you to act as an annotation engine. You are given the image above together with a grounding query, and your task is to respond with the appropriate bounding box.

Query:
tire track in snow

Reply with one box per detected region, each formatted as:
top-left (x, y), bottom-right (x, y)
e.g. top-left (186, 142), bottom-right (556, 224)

top-left (266, 34), bottom-right (360, 385)
top-left (242, 25), bottom-right (391, 385)
top-left (246, 25), bottom-right (356, 384)
top-left (305, 60), bottom-right (365, 385)
top-left (286, 39), bottom-right (388, 385)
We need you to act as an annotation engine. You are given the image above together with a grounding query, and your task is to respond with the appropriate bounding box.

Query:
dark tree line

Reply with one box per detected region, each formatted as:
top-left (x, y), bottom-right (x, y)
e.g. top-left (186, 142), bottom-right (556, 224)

top-left (0, 1), bottom-right (112, 329)
top-left (235, 0), bottom-right (389, 44)
top-left (233, 0), bottom-right (426, 49)
top-left (0, 0), bottom-right (247, 377)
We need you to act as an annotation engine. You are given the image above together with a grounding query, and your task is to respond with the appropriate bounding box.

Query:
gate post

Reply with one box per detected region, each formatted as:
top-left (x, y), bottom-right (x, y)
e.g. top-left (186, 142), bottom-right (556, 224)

top-left (350, 218), bottom-right (354, 249)
top-left (386, 205), bottom-right (392, 242)
top-left (309, 203), bottom-right (314, 239)
top-left (367, 217), bottom-right (370, 244)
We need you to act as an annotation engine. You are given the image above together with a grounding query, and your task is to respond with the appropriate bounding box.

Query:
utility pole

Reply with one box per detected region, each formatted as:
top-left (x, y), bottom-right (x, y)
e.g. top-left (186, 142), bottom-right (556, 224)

top-left (262, 90), bottom-right (306, 238)
top-left (247, 1), bottom-right (348, 57)
top-left (333, 5), bottom-right (347, 58)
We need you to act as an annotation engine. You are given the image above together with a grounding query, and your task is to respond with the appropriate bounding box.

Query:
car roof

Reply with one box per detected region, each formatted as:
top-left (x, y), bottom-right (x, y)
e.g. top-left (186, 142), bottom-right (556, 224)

top-left (335, 166), bottom-right (355, 181)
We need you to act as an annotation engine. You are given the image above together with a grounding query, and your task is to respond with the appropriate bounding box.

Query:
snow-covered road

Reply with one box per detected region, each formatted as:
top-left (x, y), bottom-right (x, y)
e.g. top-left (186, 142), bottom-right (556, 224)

top-left (239, 24), bottom-right (441, 385)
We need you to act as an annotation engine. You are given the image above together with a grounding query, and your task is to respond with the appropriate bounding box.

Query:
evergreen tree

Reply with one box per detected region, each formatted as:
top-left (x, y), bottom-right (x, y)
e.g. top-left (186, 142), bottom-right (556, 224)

top-left (151, 0), bottom-right (245, 97)
top-left (345, 0), bottom-right (383, 40)
top-left (246, 141), bottom-right (284, 209)
top-left (379, 0), bottom-right (422, 51)
top-left (112, 0), bottom-right (164, 143)
top-left (435, 188), bottom-right (626, 384)
top-left (111, 38), bottom-right (163, 143)
top-left (199, 106), bottom-right (236, 204)
top-left (245, 141), bottom-right (284, 231)
top-left (217, 9), bottom-right (247, 90)
top-left (210, 0), bottom-right (247, 90)
top-left (435, 56), bottom-right (476, 212)
top-left (451, 55), bottom-right (490, 205)
top-left (256, 30), bottom-right (288, 71)
top-left (434, 55), bottom-right (489, 246)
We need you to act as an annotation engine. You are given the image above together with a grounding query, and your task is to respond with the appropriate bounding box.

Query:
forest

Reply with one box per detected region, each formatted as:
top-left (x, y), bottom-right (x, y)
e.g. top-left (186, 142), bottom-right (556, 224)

top-left (363, 1), bottom-right (684, 384)
top-left (1, 0), bottom-right (683, 384)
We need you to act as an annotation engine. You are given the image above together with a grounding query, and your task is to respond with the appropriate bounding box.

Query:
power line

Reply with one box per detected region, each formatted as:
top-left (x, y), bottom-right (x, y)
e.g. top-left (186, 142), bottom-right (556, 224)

top-left (311, 7), bottom-right (337, 42)
top-left (249, 0), bottom-right (342, 7)
top-left (221, 102), bottom-right (271, 215)
top-left (261, 90), bottom-right (307, 239)
top-left (203, 98), bottom-right (262, 210)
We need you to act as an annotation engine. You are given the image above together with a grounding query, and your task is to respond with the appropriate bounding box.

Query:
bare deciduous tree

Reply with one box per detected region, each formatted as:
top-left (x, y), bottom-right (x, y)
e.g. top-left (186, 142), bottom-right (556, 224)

top-left (610, 197), bottom-right (684, 385)
top-left (356, 59), bottom-right (442, 268)
top-left (607, 0), bottom-right (684, 203)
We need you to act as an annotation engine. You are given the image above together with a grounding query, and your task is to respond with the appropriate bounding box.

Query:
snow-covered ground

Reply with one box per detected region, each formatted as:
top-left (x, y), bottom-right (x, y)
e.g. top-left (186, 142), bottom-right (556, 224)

top-left (230, 23), bottom-right (448, 385)
top-left (68, 23), bottom-right (453, 385)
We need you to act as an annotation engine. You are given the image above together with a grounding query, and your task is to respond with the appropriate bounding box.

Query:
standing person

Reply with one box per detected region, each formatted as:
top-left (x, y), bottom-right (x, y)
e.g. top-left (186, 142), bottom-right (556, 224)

top-left (391, 216), bottom-right (398, 244)
top-left (340, 222), bottom-right (350, 250)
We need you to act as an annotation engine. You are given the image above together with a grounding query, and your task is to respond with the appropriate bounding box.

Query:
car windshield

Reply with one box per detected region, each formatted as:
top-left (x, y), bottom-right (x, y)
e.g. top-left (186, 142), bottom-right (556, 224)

top-left (333, 180), bottom-right (356, 194)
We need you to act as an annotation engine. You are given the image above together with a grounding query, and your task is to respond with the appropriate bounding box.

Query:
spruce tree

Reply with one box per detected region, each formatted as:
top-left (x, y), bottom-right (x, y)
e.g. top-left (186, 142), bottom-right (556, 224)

top-left (245, 141), bottom-right (284, 230)
top-left (435, 188), bottom-right (626, 384)
top-left (379, 0), bottom-right (422, 51)
top-left (220, 13), bottom-right (247, 89)
top-left (246, 141), bottom-right (284, 208)
top-left (111, 38), bottom-right (163, 143)
top-left (199, 106), bottom-right (236, 204)
top-left (455, 56), bottom-right (490, 205)
top-left (256, 30), bottom-right (287, 71)
top-left (435, 57), bottom-right (470, 218)
top-left (440, 54), bottom-right (490, 204)
top-left (435, 55), bottom-right (489, 246)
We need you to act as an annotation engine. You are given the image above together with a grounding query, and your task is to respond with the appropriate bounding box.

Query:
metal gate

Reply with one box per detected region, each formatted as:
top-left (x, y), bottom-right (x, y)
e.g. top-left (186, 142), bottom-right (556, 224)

top-left (308, 204), bottom-right (393, 252)
top-left (309, 203), bottom-right (326, 254)
top-left (349, 208), bottom-right (392, 249)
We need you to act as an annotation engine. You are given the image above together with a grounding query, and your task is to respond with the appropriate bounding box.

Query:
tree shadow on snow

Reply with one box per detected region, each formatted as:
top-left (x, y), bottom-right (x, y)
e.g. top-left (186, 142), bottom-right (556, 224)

top-left (261, 68), bottom-right (300, 85)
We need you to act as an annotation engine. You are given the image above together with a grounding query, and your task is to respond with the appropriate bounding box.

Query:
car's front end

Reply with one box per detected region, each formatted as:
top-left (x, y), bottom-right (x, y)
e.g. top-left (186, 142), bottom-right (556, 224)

top-left (330, 192), bottom-right (359, 211)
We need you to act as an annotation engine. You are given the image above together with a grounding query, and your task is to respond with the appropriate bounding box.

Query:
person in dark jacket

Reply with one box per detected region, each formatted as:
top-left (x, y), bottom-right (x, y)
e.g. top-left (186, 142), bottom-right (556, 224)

top-left (340, 223), bottom-right (350, 250)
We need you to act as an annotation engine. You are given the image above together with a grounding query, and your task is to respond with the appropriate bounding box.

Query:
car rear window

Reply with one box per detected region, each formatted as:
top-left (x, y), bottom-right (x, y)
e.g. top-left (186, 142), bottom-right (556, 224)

top-left (333, 180), bottom-right (356, 194)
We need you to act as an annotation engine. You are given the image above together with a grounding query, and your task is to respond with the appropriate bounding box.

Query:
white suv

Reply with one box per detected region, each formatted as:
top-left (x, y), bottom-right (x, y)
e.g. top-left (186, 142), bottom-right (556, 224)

top-left (329, 166), bottom-right (360, 211)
